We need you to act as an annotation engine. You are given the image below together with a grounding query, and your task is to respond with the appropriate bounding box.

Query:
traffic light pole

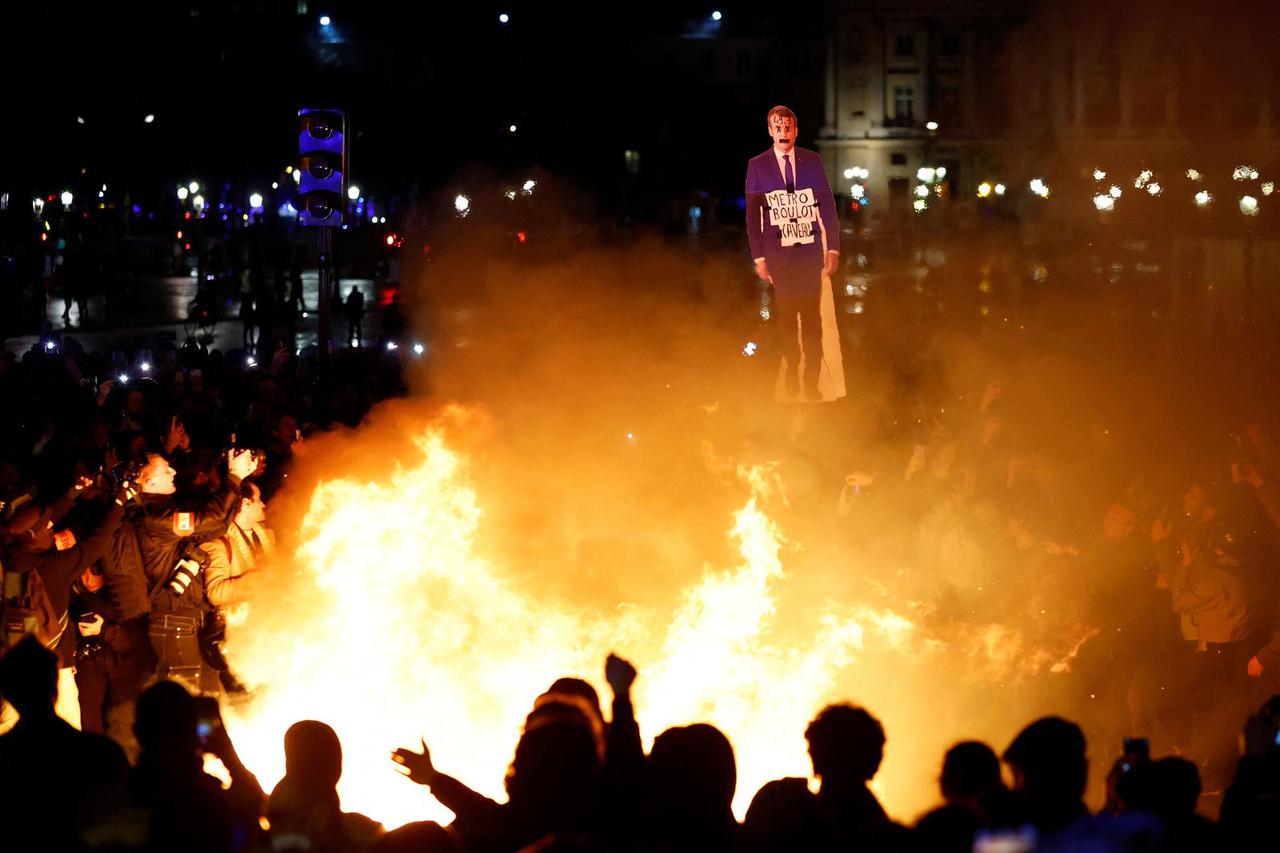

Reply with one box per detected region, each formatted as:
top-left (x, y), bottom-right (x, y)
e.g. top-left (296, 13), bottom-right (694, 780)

top-left (317, 226), bottom-right (333, 357)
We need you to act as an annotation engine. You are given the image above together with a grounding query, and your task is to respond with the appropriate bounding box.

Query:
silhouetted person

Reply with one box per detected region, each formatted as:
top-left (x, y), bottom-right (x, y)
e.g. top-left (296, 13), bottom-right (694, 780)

top-left (0, 635), bottom-right (129, 848)
top-left (240, 294), bottom-right (257, 352)
top-left (129, 680), bottom-right (264, 852)
top-left (643, 723), bottom-right (738, 851)
top-left (345, 286), bottom-right (365, 347)
top-left (914, 741), bottom-right (1006, 853)
top-left (805, 703), bottom-right (914, 850)
top-left (289, 266), bottom-right (307, 313)
top-left (266, 720), bottom-right (383, 851)
top-left (1221, 694), bottom-right (1280, 852)
top-left (370, 821), bottom-right (458, 853)
top-left (395, 697), bottom-right (602, 851)
top-left (1002, 716), bottom-right (1089, 838)
top-left (741, 776), bottom-right (822, 852)
top-left (1121, 756), bottom-right (1221, 851)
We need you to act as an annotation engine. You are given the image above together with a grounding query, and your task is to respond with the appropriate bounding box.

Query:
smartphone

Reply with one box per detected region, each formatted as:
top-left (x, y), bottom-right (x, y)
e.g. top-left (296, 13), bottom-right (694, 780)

top-left (193, 695), bottom-right (222, 748)
top-left (1122, 737), bottom-right (1150, 762)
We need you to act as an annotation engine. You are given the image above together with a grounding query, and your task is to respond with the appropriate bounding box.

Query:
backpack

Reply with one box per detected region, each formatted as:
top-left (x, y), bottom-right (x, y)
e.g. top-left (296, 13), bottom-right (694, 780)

top-left (2, 560), bottom-right (68, 652)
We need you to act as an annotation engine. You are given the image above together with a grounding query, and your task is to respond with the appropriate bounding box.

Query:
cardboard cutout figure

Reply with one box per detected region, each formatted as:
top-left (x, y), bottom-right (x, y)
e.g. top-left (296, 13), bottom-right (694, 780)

top-left (746, 106), bottom-right (846, 403)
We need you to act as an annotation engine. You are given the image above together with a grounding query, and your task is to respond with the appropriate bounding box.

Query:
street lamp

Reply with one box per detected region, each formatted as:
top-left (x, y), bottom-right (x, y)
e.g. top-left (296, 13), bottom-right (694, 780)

top-left (143, 114), bottom-right (155, 124)
top-left (60, 190), bottom-right (73, 206)
top-left (177, 186), bottom-right (189, 200)
top-left (319, 15), bottom-right (331, 26)
top-left (249, 192), bottom-right (264, 209)
top-left (498, 12), bottom-right (509, 23)
top-left (347, 185), bottom-right (361, 201)
top-left (188, 181), bottom-right (200, 193)
top-left (454, 194), bottom-right (471, 215)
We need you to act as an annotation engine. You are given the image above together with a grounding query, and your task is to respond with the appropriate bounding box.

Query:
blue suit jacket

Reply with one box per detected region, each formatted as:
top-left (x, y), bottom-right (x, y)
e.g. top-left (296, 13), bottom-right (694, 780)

top-left (745, 146), bottom-right (840, 264)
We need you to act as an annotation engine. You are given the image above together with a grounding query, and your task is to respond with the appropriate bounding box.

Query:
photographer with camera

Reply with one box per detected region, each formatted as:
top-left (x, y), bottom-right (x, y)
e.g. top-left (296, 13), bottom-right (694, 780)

top-left (124, 448), bottom-right (260, 696)
top-left (1, 474), bottom-right (135, 731)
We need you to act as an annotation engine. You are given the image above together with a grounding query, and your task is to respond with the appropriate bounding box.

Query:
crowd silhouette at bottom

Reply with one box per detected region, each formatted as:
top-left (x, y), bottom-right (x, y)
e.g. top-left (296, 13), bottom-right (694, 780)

top-left (3, 640), bottom-right (1280, 852)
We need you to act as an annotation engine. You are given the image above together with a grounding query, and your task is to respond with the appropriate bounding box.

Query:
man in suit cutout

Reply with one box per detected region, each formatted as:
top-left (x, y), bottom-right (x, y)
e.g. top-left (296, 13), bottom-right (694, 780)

top-left (746, 105), bottom-right (841, 401)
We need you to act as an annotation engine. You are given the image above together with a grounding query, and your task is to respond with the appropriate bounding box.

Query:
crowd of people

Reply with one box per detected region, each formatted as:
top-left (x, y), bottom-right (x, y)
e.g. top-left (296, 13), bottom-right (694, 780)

top-left (4, 315), bottom-right (1280, 850)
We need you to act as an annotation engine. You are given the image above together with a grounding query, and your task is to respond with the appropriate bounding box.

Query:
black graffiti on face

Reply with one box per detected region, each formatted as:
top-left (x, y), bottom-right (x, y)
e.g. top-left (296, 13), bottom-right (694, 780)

top-left (771, 116), bottom-right (795, 140)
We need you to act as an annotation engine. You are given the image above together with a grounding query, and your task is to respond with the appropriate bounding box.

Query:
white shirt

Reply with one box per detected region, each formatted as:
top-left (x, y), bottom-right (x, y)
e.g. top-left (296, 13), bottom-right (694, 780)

top-left (754, 146), bottom-right (839, 264)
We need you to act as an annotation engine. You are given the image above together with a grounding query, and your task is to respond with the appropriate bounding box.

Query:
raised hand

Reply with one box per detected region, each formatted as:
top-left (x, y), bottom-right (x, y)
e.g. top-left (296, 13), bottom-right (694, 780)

top-left (605, 653), bottom-right (637, 694)
top-left (391, 738), bottom-right (437, 786)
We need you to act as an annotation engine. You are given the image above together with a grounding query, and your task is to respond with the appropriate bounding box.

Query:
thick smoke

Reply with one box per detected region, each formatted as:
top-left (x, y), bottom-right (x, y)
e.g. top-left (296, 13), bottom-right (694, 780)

top-left (233, 162), bottom-right (1280, 823)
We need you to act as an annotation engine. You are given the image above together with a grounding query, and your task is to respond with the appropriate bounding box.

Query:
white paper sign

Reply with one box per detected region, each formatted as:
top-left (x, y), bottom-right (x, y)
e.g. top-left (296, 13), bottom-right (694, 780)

top-left (765, 188), bottom-right (817, 246)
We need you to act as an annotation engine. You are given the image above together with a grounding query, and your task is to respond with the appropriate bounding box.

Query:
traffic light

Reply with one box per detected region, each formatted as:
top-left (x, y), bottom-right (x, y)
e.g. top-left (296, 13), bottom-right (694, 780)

top-left (296, 108), bottom-right (346, 227)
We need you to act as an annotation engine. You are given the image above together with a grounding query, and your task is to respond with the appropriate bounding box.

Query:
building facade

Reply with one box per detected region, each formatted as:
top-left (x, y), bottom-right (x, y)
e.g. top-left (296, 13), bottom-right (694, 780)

top-left (817, 0), bottom-right (1280, 223)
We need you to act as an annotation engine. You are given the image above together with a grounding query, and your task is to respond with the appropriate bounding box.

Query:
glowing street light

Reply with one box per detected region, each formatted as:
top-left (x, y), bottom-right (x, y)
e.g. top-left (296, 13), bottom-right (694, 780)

top-left (412, 343), bottom-right (425, 355)
top-left (1240, 195), bottom-right (1260, 216)
top-left (1093, 194), bottom-right (1115, 211)
top-left (498, 12), bottom-right (509, 23)
top-left (977, 182), bottom-right (993, 198)
top-left (76, 116), bottom-right (85, 125)
top-left (1147, 183), bottom-right (1162, 196)
top-left (177, 186), bottom-right (189, 200)
top-left (347, 185), bottom-right (361, 201)
top-left (248, 192), bottom-right (264, 209)
top-left (60, 190), bottom-right (73, 206)
top-left (1186, 169), bottom-right (1201, 181)
top-left (712, 10), bottom-right (722, 21)
top-left (851, 183), bottom-right (865, 199)
top-left (188, 181), bottom-right (200, 193)
top-left (994, 183), bottom-right (1006, 196)
top-left (925, 120), bottom-right (939, 131)
top-left (1194, 190), bottom-right (1212, 207)
top-left (454, 194), bottom-right (471, 214)
top-left (1029, 178), bottom-right (1050, 198)
top-left (1263, 182), bottom-right (1275, 196)
top-left (522, 179), bottom-right (536, 194)
top-left (843, 167), bottom-right (855, 180)
top-left (319, 15), bottom-right (331, 26)
top-left (912, 198), bottom-right (928, 212)
top-left (1108, 185), bottom-right (1122, 199)
top-left (916, 166), bottom-right (936, 183)
top-left (1092, 169), bottom-right (1106, 181)
top-left (143, 114), bottom-right (155, 124)
top-left (914, 184), bottom-right (929, 198)
top-left (192, 194), bottom-right (205, 211)
top-left (509, 124), bottom-right (517, 133)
